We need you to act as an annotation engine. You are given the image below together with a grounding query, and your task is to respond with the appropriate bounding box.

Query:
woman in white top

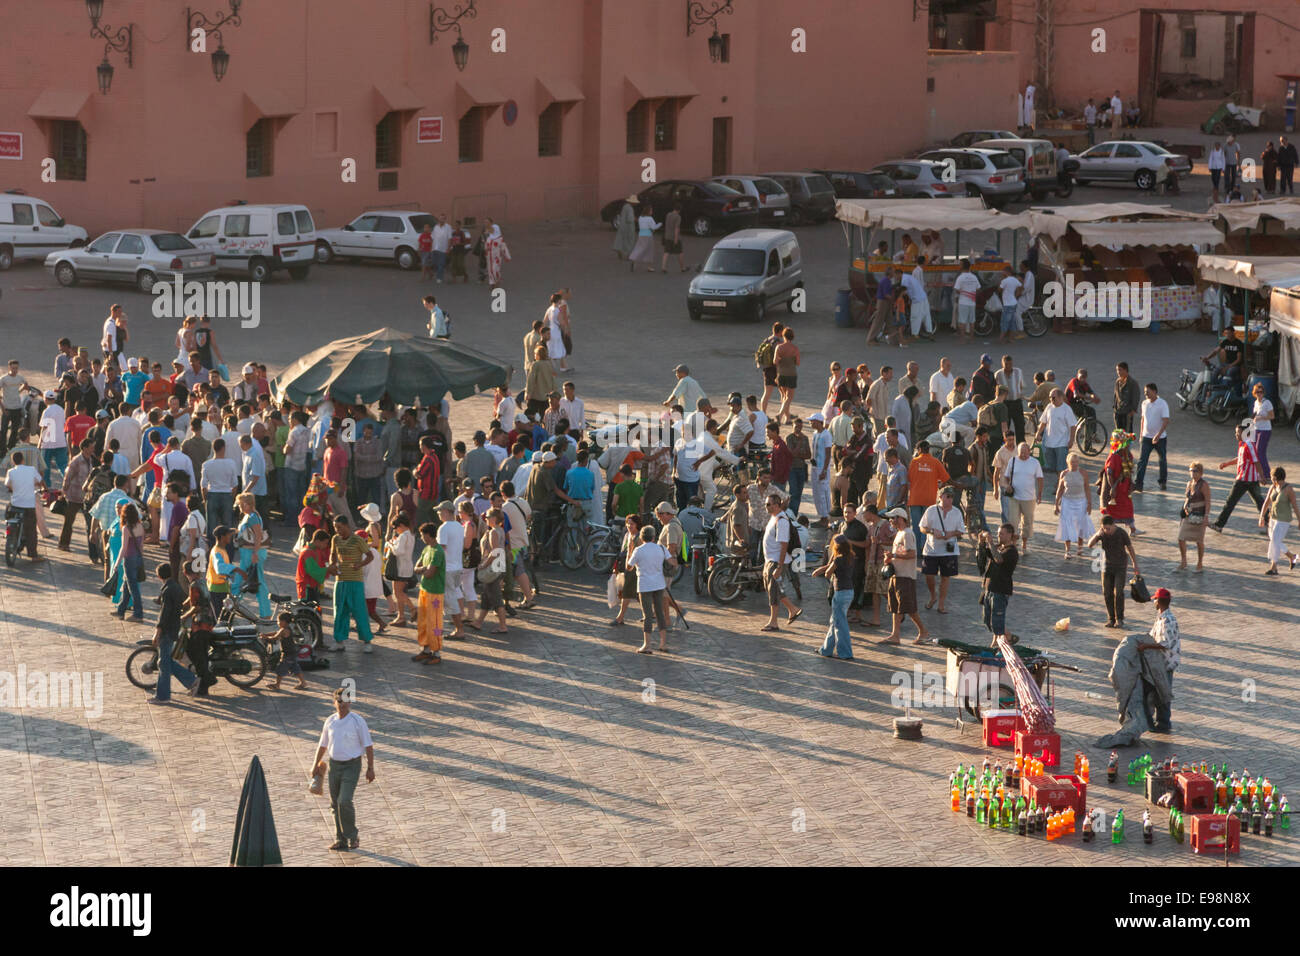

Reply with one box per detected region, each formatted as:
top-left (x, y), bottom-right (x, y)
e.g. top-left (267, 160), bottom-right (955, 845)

top-left (543, 291), bottom-right (571, 372)
top-left (626, 525), bottom-right (672, 653)
top-left (359, 511), bottom-right (388, 636)
top-left (823, 362), bottom-right (845, 420)
top-left (175, 314), bottom-right (198, 367)
top-left (628, 208), bottom-right (661, 271)
top-left (1053, 452), bottom-right (1095, 558)
top-left (1207, 143), bottom-right (1225, 198)
top-left (385, 513), bottom-right (416, 626)
top-left (1251, 382), bottom-right (1274, 477)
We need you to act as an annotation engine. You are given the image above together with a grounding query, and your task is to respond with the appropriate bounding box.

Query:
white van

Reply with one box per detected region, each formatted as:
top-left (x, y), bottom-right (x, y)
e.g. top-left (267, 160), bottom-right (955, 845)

top-left (0, 191), bottom-right (88, 269)
top-left (687, 229), bottom-right (803, 322)
top-left (185, 203), bottom-right (316, 281)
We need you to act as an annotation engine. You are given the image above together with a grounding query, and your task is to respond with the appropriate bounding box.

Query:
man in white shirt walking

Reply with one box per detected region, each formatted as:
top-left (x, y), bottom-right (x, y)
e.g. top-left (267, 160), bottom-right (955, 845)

top-left (1134, 382), bottom-right (1170, 492)
top-left (37, 390), bottom-right (68, 486)
top-left (1004, 442), bottom-right (1044, 553)
top-left (1034, 388), bottom-right (1078, 476)
top-left (997, 266), bottom-right (1022, 343)
top-left (3, 451), bottom-right (45, 562)
top-left (1110, 90), bottom-right (1123, 136)
top-left (952, 259), bottom-right (980, 341)
top-left (312, 688), bottom-right (375, 851)
top-left (760, 494), bottom-right (802, 632)
top-left (431, 213), bottom-right (453, 283)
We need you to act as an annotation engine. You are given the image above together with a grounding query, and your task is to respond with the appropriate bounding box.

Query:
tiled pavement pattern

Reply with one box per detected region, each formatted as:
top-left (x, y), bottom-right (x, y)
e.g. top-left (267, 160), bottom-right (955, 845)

top-left (1, 202), bottom-right (1298, 865)
top-left (1, 461), bottom-right (1296, 866)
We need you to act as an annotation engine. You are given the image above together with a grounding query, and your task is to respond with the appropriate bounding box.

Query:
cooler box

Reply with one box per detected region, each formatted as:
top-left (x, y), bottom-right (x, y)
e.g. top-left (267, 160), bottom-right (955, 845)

top-left (1146, 770), bottom-right (1180, 808)
top-left (1021, 774), bottom-right (1082, 815)
top-left (1190, 813), bottom-right (1240, 854)
top-left (982, 709), bottom-right (1020, 748)
top-left (1015, 730), bottom-right (1061, 768)
top-left (1178, 772), bottom-right (1215, 813)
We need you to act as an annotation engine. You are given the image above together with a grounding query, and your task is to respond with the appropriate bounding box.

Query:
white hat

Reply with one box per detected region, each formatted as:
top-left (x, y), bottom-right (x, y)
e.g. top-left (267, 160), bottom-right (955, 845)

top-left (127, 357), bottom-right (139, 367)
top-left (44, 389), bottom-right (57, 400)
top-left (538, 451), bottom-right (557, 463)
top-left (242, 363), bottom-right (256, 375)
top-left (884, 507), bottom-right (909, 519)
top-left (358, 502), bottom-right (383, 524)
top-left (808, 412), bottom-right (825, 423)
top-left (655, 501), bottom-right (677, 514)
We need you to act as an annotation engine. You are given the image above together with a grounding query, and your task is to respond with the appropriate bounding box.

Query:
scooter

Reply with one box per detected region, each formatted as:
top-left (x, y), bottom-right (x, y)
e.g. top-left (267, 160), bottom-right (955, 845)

top-left (1207, 376), bottom-right (1248, 424)
top-left (1055, 159), bottom-right (1079, 199)
top-left (1176, 360), bottom-right (1213, 416)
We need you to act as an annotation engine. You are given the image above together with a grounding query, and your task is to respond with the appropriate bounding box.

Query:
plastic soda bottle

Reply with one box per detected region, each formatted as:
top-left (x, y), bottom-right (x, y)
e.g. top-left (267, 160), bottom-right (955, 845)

top-left (1081, 756), bottom-right (1090, 784)
top-left (1216, 775), bottom-right (1228, 808)
top-left (1280, 799), bottom-right (1290, 830)
top-left (1047, 812), bottom-right (1058, 841)
top-left (982, 757), bottom-right (990, 775)
top-left (1265, 811), bottom-right (1274, 837)
top-left (1248, 777), bottom-right (1257, 802)
top-left (1082, 809), bottom-right (1094, 842)
top-left (1200, 760), bottom-right (1208, 774)
top-left (1263, 778), bottom-right (1273, 800)
top-left (1073, 752), bottom-right (1081, 774)
top-left (1018, 809), bottom-right (1027, 836)
top-left (951, 785), bottom-right (962, 812)
top-left (966, 786), bottom-right (976, 817)
top-left (976, 794), bottom-right (987, 824)
top-left (1004, 762), bottom-right (1014, 789)
top-left (1231, 774), bottom-right (1242, 799)
top-left (1002, 799), bottom-right (1013, 829)
top-left (1112, 809), bottom-right (1125, 844)
top-left (1142, 810), bottom-right (1153, 844)
top-left (1107, 751), bottom-right (1118, 784)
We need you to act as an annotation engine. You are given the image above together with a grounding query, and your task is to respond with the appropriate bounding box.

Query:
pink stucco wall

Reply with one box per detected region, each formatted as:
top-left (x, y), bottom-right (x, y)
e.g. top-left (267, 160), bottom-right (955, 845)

top-left (925, 51), bottom-right (1021, 144)
top-left (0, 0), bottom-right (1022, 236)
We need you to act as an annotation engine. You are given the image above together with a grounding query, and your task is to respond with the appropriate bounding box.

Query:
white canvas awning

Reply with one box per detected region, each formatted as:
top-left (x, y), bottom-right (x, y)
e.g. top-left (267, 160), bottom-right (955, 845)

top-left (835, 197), bottom-right (1031, 232)
top-left (1196, 254), bottom-right (1300, 291)
top-left (1270, 287), bottom-right (1300, 410)
top-left (1211, 197), bottom-right (1300, 232)
top-left (1070, 220), bottom-right (1224, 249)
top-left (1025, 203), bottom-right (1214, 241)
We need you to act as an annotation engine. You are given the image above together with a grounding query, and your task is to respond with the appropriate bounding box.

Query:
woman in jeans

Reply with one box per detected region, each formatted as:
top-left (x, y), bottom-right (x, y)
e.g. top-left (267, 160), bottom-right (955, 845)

top-left (111, 504), bottom-right (146, 620)
top-left (235, 492), bottom-right (272, 619)
top-left (626, 525), bottom-right (672, 654)
top-left (813, 537), bottom-right (854, 659)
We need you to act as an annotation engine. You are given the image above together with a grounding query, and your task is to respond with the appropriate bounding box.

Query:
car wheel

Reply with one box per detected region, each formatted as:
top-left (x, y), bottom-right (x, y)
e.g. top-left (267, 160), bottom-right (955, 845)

top-left (248, 258), bottom-right (270, 282)
top-left (965, 184), bottom-right (981, 199)
top-left (395, 247), bottom-right (417, 271)
top-left (314, 242), bottom-right (334, 264)
top-left (288, 265), bottom-right (311, 281)
top-left (788, 207), bottom-right (805, 226)
top-left (54, 261), bottom-right (77, 287)
top-left (136, 270), bottom-right (157, 294)
top-left (688, 307), bottom-right (702, 321)
top-left (1211, 121), bottom-right (1226, 136)
top-left (0, 246), bottom-right (12, 270)
top-left (1135, 170), bottom-right (1156, 190)
top-left (691, 216), bottom-right (712, 237)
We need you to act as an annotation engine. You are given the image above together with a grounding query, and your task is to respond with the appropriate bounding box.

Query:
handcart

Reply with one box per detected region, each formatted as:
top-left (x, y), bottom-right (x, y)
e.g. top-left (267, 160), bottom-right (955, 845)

top-left (939, 638), bottom-right (1078, 732)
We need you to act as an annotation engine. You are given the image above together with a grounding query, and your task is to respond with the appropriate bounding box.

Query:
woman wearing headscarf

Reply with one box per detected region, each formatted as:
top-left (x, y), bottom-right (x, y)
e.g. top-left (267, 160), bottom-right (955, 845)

top-left (612, 195), bottom-right (637, 260)
top-left (484, 219), bottom-right (510, 288)
top-left (627, 206), bottom-right (660, 273)
top-left (1099, 430), bottom-right (1137, 533)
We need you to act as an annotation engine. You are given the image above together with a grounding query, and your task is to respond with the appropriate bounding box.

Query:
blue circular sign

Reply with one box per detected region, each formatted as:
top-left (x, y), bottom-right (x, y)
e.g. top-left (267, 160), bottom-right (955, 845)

top-left (503, 100), bottom-right (518, 126)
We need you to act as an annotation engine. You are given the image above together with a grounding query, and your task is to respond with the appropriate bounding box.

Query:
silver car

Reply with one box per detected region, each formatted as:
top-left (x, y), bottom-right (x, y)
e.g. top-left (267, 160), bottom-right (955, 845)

top-left (1072, 141), bottom-right (1171, 190)
top-left (949, 129), bottom-right (1020, 149)
top-left (45, 230), bottom-right (217, 293)
top-left (709, 175), bottom-right (792, 225)
top-left (917, 148), bottom-right (1026, 206)
top-left (315, 209), bottom-right (439, 269)
top-left (869, 160), bottom-right (962, 198)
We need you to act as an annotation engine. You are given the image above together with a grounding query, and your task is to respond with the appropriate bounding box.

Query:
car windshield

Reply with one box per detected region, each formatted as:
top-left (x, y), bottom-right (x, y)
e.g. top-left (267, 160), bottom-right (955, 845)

top-left (988, 153), bottom-right (1021, 170)
top-left (805, 175), bottom-right (833, 193)
top-left (1142, 144), bottom-right (1171, 156)
top-left (701, 181), bottom-right (742, 197)
top-left (409, 214), bottom-right (436, 230)
top-left (1081, 145), bottom-right (1110, 157)
top-left (702, 248), bottom-right (765, 276)
top-left (150, 233), bottom-right (196, 251)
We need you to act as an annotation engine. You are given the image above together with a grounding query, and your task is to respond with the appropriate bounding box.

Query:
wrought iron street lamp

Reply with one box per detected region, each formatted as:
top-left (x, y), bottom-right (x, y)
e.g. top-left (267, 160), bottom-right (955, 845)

top-left (430, 1), bottom-right (478, 72)
top-left (686, 2), bottom-right (734, 61)
top-left (186, 1), bottom-right (244, 81)
top-left (86, 0), bottom-right (133, 93)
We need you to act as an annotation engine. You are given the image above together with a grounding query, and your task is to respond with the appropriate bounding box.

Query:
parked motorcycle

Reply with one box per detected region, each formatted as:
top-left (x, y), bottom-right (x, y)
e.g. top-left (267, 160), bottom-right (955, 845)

top-left (1206, 376), bottom-right (1248, 424)
top-left (4, 505), bottom-right (26, 567)
top-left (689, 516), bottom-right (725, 595)
top-left (708, 554), bottom-right (803, 604)
top-left (1055, 158), bottom-right (1079, 199)
top-left (1176, 362), bottom-right (1209, 415)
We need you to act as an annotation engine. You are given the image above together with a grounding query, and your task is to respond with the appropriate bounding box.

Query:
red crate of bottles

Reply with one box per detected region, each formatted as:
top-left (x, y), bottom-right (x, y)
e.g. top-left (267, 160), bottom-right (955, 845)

top-left (981, 709), bottom-right (1019, 748)
top-left (1190, 813), bottom-right (1240, 854)
top-left (1014, 730), bottom-right (1061, 768)
top-left (1177, 772), bottom-right (1215, 813)
top-left (1021, 772), bottom-right (1086, 817)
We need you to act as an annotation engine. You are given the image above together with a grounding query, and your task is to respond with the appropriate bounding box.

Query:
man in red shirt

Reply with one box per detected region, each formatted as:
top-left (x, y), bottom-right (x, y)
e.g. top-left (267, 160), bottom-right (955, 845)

top-left (414, 435), bottom-right (441, 527)
top-left (142, 363), bottom-right (172, 410)
top-left (1212, 423), bottom-right (1266, 532)
top-left (766, 422), bottom-right (793, 490)
top-left (907, 439), bottom-right (950, 552)
top-left (321, 428), bottom-right (354, 523)
top-left (64, 402), bottom-right (96, 449)
top-left (418, 222), bottom-right (435, 281)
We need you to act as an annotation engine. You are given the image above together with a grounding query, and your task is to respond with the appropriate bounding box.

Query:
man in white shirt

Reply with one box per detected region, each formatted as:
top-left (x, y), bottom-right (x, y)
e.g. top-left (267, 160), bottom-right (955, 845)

top-left (997, 266), bottom-right (1022, 342)
top-left (1083, 98), bottom-right (1097, 128)
top-left (1004, 442), bottom-right (1044, 553)
top-left (665, 365), bottom-right (712, 417)
top-left (919, 486), bottom-right (962, 614)
top-left (995, 354), bottom-right (1026, 444)
top-left (312, 688), bottom-right (375, 852)
top-left (1034, 388), bottom-right (1078, 475)
top-left (1110, 91), bottom-right (1123, 136)
top-left (809, 413), bottom-right (834, 525)
top-left (901, 262), bottom-right (934, 339)
top-left (199, 405), bottom-right (221, 442)
top-left (1135, 382), bottom-right (1170, 492)
top-left (201, 437), bottom-right (240, 531)
top-left (693, 420), bottom-right (738, 510)
top-left (952, 259), bottom-right (980, 340)
top-left (881, 507), bottom-right (927, 645)
top-left (723, 396), bottom-right (754, 456)
top-left (156, 437), bottom-right (197, 492)
top-left (760, 493), bottom-right (802, 631)
top-left (494, 386), bottom-right (517, 432)
top-left (432, 214), bottom-right (453, 283)
top-left (929, 357), bottom-right (956, 411)
top-left (939, 396), bottom-right (981, 447)
top-left (559, 381), bottom-right (586, 432)
top-left (3, 451), bottom-right (45, 561)
top-left (1016, 260), bottom-right (1035, 331)
top-left (221, 424), bottom-right (244, 475)
top-left (37, 390), bottom-right (68, 486)
top-left (435, 500), bottom-right (467, 637)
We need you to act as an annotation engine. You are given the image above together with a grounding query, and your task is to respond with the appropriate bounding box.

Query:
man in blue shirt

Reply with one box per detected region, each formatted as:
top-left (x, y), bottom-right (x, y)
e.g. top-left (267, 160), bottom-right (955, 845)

top-left (562, 449), bottom-right (597, 526)
top-left (239, 433), bottom-right (270, 530)
top-left (121, 357), bottom-right (149, 410)
top-left (867, 267), bottom-right (895, 345)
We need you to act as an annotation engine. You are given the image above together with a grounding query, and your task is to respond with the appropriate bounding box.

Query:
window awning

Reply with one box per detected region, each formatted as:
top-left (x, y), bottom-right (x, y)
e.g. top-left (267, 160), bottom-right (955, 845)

top-left (623, 74), bottom-right (698, 111)
top-left (455, 79), bottom-right (507, 117)
top-left (242, 91), bottom-right (301, 131)
top-left (1071, 220), bottom-right (1224, 249)
top-left (27, 89), bottom-right (92, 123)
top-left (535, 76), bottom-right (585, 111)
top-left (373, 84), bottom-right (423, 122)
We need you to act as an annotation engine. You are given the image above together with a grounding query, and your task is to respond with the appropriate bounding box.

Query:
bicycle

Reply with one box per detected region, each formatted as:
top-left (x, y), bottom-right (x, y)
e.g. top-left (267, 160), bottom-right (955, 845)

top-left (530, 502), bottom-right (589, 572)
top-left (583, 516), bottom-right (627, 574)
top-left (1070, 401), bottom-right (1108, 458)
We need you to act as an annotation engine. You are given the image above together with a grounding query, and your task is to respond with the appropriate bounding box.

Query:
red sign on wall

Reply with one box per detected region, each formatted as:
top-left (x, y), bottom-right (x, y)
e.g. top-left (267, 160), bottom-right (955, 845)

top-left (0, 132), bottom-right (21, 160)
top-left (416, 117), bottom-right (443, 144)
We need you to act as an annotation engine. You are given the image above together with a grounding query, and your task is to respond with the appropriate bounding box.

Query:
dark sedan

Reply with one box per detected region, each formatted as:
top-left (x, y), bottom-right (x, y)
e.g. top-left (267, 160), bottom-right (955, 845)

top-left (813, 169), bottom-right (899, 199)
top-left (600, 180), bottom-right (760, 237)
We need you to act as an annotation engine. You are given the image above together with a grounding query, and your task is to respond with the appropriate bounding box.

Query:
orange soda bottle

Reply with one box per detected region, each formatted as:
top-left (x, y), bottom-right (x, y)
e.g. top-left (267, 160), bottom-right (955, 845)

top-left (1081, 757), bottom-right (1090, 784)
top-left (1264, 778), bottom-right (1273, 800)
top-left (1065, 807), bottom-right (1076, 833)
top-left (951, 785), bottom-right (962, 812)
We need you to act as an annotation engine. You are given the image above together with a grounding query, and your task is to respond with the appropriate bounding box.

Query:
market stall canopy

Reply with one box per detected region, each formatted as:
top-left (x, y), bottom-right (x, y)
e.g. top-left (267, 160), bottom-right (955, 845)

top-left (835, 197), bottom-right (1033, 232)
top-left (1025, 203), bottom-right (1215, 241)
top-left (1269, 285), bottom-right (1300, 411)
top-left (270, 327), bottom-right (513, 408)
top-left (1210, 197), bottom-right (1300, 232)
top-left (1196, 254), bottom-right (1300, 290)
top-left (1070, 220), bottom-right (1224, 249)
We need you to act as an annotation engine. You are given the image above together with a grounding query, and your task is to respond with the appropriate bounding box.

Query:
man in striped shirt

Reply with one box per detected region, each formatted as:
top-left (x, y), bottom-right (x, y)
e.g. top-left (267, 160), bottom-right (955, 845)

top-left (1211, 424), bottom-right (1266, 533)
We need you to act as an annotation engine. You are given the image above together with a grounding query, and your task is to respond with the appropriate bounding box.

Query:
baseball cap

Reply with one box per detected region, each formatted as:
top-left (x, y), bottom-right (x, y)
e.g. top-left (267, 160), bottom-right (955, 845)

top-left (808, 412), bottom-right (825, 423)
top-left (127, 357), bottom-right (139, 368)
top-left (980, 354), bottom-right (992, 365)
top-left (538, 451), bottom-right (557, 463)
top-left (435, 500), bottom-right (455, 513)
top-left (674, 364), bottom-right (689, 374)
top-left (242, 363), bottom-right (256, 374)
top-left (883, 507), bottom-right (909, 519)
top-left (1154, 587), bottom-right (1171, 601)
top-left (655, 501), bottom-right (677, 514)
top-left (44, 389), bottom-right (57, 399)
top-left (95, 409), bottom-right (109, 419)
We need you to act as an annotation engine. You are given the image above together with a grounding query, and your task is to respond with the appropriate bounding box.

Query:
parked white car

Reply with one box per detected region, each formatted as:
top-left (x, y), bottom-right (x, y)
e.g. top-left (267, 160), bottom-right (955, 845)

top-left (185, 203), bottom-right (316, 281)
top-left (0, 191), bottom-right (88, 269)
top-left (315, 210), bottom-right (439, 270)
top-left (45, 230), bottom-right (218, 293)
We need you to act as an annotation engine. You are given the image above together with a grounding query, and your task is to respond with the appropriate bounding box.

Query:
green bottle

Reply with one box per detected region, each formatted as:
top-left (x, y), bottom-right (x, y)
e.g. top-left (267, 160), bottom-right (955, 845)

top-left (1002, 800), bottom-right (1013, 829)
top-left (976, 795), bottom-right (987, 824)
top-left (1281, 800), bottom-right (1290, 830)
top-left (1112, 809), bottom-right (1125, 844)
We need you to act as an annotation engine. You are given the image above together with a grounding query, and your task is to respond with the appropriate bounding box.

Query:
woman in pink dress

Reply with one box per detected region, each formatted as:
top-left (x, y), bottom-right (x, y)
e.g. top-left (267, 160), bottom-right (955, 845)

top-left (484, 219), bottom-right (511, 288)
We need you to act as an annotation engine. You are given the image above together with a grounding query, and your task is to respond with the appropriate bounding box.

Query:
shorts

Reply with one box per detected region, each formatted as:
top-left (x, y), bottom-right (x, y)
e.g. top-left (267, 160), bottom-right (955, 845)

top-left (456, 568), bottom-right (476, 606)
top-left (921, 555), bottom-right (959, 577)
top-left (420, 251), bottom-right (434, 267)
top-left (957, 300), bottom-right (976, 327)
top-left (887, 575), bottom-right (918, 614)
top-left (762, 366), bottom-right (778, 386)
top-left (511, 547), bottom-right (529, 577)
top-left (777, 375), bottom-right (797, 389)
top-left (763, 560), bottom-right (786, 605)
top-left (865, 559), bottom-right (888, 596)
top-left (662, 237), bottom-right (682, 254)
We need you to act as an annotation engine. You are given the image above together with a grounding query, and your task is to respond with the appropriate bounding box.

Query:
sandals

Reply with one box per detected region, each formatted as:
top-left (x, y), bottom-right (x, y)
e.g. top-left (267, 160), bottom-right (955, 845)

top-left (760, 625), bottom-right (780, 633)
top-left (787, 610), bottom-right (803, 625)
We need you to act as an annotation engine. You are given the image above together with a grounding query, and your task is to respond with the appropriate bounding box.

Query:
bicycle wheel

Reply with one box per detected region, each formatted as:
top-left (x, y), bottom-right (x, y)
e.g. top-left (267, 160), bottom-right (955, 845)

top-left (1208, 396), bottom-right (1233, 424)
top-left (560, 528), bottom-right (583, 570)
top-left (1023, 307), bottom-right (1049, 338)
top-left (707, 558), bottom-right (746, 604)
top-left (125, 646), bottom-right (160, 691)
top-left (1077, 418), bottom-right (1107, 457)
top-left (223, 643), bottom-right (268, 688)
top-left (584, 533), bottom-right (615, 575)
top-left (973, 310), bottom-right (995, 338)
